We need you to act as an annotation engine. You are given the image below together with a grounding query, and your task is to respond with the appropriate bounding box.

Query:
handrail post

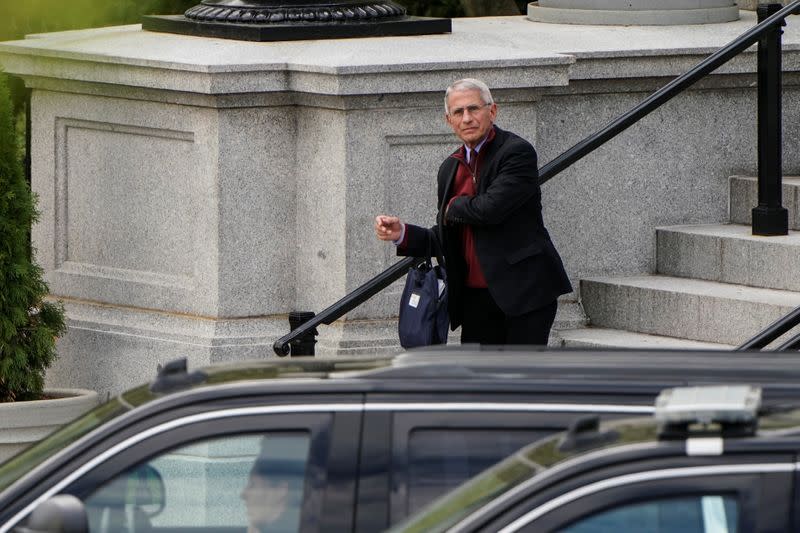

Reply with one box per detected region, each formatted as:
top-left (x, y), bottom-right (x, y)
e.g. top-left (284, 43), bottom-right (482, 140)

top-left (752, 3), bottom-right (789, 236)
top-left (287, 311), bottom-right (318, 356)
top-left (273, 256), bottom-right (423, 356)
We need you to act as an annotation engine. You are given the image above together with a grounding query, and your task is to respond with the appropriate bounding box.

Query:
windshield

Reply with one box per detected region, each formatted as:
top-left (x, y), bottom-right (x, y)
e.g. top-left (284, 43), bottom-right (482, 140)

top-left (0, 396), bottom-right (130, 493)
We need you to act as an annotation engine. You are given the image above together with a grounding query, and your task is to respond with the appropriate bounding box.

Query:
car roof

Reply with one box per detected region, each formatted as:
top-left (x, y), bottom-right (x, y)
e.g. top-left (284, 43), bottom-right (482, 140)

top-left (160, 348), bottom-right (800, 386)
top-left (130, 348), bottom-right (800, 408)
top-left (44, 348), bottom-right (800, 468)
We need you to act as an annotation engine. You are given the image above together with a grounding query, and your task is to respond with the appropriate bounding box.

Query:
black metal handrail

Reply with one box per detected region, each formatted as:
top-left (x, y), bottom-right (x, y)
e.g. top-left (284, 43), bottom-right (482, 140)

top-left (273, 256), bottom-right (423, 356)
top-left (277, 3), bottom-right (800, 356)
top-left (538, 0), bottom-right (800, 186)
top-left (737, 305), bottom-right (800, 350)
top-left (775, 330), bottom-right (800, 350)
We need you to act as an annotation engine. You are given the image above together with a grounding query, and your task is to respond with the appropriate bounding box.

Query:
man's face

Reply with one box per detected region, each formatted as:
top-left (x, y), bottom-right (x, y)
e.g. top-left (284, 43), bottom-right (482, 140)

top-left (240, 471), bottom-right (289, 528)
top-left (445, 88), bottom-right (497, 148)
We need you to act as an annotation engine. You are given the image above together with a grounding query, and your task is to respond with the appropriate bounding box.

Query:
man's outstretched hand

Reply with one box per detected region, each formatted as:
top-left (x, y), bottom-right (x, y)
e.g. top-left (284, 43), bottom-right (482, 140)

top-left (374, 215), bottom-right (403, 242)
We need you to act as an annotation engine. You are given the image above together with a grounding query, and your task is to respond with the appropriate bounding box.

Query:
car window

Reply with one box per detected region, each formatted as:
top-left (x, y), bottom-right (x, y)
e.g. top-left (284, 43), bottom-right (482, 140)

top-left (82, 432), bottom-right (309, 533)
top-left (406, 428), bottom-right (547, 515)
top-left (0, 398), bottom-right (130, 494)
top-left (556, 495), bottom-right (738, 533)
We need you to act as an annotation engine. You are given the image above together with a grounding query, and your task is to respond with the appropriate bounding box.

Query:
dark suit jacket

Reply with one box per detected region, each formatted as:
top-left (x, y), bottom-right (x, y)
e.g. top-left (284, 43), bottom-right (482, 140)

top-left (401, 126), bottom-right (572, 329)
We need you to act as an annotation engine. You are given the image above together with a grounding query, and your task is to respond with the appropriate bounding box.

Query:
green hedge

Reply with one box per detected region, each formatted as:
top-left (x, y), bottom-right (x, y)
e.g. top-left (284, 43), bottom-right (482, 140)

top-left (0, 72), bottom-right (65, 402)
top-left (1, 1), bottom-right (194, 41)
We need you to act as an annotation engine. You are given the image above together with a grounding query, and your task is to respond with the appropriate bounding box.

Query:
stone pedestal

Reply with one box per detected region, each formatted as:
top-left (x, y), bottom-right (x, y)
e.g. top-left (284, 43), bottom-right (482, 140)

top-left (0, 389), bottom-right (98, 463)
top-left (528, 0), bottom-right (740, 25)
top-left (1, 14), bottom-right (799, 395)
top-left (737, 1), bottom-right (795, 9)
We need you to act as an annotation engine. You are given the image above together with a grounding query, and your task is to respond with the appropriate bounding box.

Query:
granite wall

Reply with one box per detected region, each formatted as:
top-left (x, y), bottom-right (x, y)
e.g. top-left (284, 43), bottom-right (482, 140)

top-left (1, 14), bottom-right (798, 394)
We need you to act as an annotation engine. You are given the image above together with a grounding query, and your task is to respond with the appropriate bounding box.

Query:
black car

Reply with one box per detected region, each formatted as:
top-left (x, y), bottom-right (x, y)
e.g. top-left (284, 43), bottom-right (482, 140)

top-left (3, 350), bottom-right (800, 533)
top-left (393, 384), bottom-right (799, 533)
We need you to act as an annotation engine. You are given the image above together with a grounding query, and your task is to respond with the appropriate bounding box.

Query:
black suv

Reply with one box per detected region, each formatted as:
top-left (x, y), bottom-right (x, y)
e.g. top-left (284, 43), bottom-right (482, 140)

top-left (394, 384), bottom-right (797, 533)
top-left (3, 350), bottom-right (800, 533)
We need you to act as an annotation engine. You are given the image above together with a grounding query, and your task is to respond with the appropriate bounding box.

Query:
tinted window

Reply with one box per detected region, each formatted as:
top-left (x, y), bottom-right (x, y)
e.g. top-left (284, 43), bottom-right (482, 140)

top-left (82, 432), bottom-right (309, 533)
top-left (407, 429), bottom-right (545, 514)
top-left (558, 495), bottom-right (738, 533)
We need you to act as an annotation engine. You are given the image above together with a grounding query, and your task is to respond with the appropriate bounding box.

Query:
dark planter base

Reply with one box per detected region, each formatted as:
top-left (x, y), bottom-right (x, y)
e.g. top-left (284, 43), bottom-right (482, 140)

top-left (142, 14), bottom-right (451, 42)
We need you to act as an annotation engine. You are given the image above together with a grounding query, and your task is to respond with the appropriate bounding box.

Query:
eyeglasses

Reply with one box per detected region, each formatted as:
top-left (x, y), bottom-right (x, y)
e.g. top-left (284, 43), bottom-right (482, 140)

top-left (449, 103), bottom-right (490, 119)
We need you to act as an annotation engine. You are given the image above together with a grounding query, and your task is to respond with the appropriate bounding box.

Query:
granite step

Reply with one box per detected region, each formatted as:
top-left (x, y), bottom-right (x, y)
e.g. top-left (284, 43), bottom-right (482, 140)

top-left (555, 327), bottom-right (733, 350)
top-left (729, 176), bottom-right (800, 230)
top-left (656, 223), bottom-right (800, 291)
top-left (581, 274), bottom-right (800, 345)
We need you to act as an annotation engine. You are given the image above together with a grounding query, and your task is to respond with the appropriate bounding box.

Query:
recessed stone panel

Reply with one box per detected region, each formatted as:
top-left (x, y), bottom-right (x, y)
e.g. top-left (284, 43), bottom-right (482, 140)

top-left (56, 119), bottom-right (197, 284)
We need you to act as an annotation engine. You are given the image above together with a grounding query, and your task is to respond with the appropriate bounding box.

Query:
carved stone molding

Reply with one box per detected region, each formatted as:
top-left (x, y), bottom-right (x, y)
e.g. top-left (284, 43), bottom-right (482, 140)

top-left (184, 1), bottom-right (406, 24)
top-left (142, 1), bottom-right (451, 42)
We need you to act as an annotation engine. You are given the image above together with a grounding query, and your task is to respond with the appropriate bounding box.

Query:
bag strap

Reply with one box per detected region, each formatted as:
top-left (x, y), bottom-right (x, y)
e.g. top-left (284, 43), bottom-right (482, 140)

top-left (423, 232), bottom-right (433, 267)
top-left (429, 230), bottom-right (445, 270)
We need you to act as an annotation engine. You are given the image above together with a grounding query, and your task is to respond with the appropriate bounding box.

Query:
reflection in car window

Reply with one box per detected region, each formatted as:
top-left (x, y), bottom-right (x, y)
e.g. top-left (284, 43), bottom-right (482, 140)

top-left (0, 398), bottom-right (129, 494)
top-left (407, 429), bottom-right (547, 515)
top-left (557, 495), bottom-right (738, 533)
top-left (82, 432), bottom-right (309, 533)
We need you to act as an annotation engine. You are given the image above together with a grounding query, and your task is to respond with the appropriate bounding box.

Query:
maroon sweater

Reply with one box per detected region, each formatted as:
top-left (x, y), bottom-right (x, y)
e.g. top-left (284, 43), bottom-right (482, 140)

top-left (399, 128), bottom-right (496, 288)
top-left (446, 127), bottom-right (497, 288)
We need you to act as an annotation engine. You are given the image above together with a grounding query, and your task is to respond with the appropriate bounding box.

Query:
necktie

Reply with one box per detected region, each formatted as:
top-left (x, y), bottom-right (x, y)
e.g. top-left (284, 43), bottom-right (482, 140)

top-left (468, 149), bottom-right (477, 174)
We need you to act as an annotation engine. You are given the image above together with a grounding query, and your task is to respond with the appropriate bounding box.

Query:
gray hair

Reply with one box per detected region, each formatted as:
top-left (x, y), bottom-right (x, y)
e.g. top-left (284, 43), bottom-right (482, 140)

top-left (444, 79), bottom-right (494, 115)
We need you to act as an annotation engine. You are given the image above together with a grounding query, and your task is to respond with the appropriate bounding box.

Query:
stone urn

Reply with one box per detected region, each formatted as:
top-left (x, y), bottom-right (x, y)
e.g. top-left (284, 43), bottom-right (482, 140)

top-left (0, 389), bottom-right (99, 464)
top-left (528, 0), bottom-right (740, 25)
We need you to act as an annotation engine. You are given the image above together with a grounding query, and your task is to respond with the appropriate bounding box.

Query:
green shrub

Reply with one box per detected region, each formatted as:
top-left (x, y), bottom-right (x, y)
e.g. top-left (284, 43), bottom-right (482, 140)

top-left (0, 72), bottom-right (65, 402)
top-left (0, 0), bottom-right (196, 42)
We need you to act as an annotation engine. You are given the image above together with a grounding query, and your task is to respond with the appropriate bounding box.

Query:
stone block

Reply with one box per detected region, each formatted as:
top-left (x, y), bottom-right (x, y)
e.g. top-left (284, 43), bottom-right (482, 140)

top-left (657, 224), bottom-right (800, 291)
top-left (737, 1), bottom-right (795, 9)
top-left (555, 327), bottom-right (732, 349)
top-left (581, 275), bottom-right (800, 345)
top-left (30, 90), bottom-right (220, 316)
top-left (729, 176), bottom-right (800, 231)
top-left (529, 0), bottom-right (740, 25)
top-left (217, 107), bottom-right (297, 316)
top-left (47, 299), bottom-right (289, 397)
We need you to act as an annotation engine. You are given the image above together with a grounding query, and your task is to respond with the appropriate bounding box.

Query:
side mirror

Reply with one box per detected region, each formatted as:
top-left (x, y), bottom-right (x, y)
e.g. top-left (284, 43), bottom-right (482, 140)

top-left (85, 463), bottom-right (166, 518)
top-left (130, 464), bottom-right (166, 518)
top-left (15, 494), bottom-right (88, 533)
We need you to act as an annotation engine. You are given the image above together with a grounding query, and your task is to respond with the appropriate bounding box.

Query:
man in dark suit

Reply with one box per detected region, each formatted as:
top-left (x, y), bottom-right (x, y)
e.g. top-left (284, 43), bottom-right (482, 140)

top-left (375, 78), bottom-right (571, 345)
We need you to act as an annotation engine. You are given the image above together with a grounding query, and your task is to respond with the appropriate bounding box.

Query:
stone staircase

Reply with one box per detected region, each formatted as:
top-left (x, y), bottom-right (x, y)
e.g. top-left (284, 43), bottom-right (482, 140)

top-left (556, 176), bottom-right (800, 349)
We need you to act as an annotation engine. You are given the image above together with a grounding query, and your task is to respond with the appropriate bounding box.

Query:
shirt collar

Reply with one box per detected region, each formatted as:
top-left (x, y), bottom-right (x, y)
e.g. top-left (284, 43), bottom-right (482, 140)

top-left (464, 126), bottom-right (495, 163)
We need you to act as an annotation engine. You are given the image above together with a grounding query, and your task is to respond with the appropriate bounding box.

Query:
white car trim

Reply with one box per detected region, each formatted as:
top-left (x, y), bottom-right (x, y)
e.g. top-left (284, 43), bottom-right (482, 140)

top-left (495, 463), bottom-right (795, 533)
top-left (686, 437), bottom-right (724, 456)
top-left (366, 403), bottom-right (654, 414)
top-left (0, 400), bottom-right (651, 532)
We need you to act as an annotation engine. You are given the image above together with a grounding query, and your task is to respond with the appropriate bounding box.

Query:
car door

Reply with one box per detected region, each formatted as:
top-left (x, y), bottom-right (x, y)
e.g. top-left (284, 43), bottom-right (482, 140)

top-left (355, 391), bottom-right (651, 531)
top-left (3, 398), bottom-right (363, 533)
top-left (477, 453), bottom-right (795, 533)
